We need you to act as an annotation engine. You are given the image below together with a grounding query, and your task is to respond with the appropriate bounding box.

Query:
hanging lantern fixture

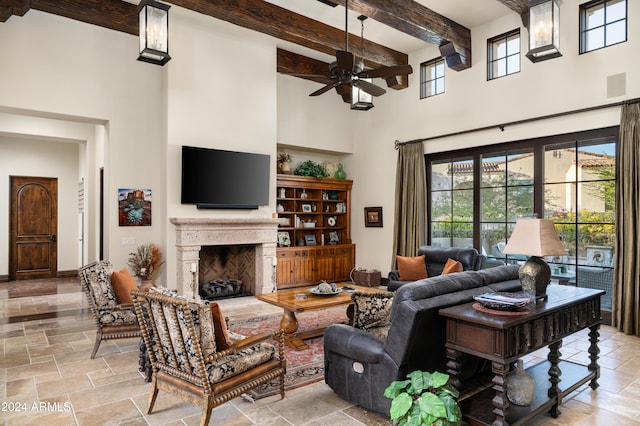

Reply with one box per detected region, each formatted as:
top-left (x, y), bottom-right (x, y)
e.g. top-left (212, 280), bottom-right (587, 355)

top-left (526, 0), bottom-right (562, 63)
top-left (138, 0), bottom-right (171, 66)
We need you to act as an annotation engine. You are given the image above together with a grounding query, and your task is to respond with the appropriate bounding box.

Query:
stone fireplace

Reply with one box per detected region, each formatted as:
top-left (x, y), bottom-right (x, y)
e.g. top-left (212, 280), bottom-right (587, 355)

top-left (170, 218), bottom-right (282, 296)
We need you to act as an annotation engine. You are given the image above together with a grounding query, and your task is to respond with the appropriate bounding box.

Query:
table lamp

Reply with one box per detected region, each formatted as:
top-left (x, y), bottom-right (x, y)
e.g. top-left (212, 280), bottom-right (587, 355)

top-left (501, 218), bottom-right (565, 300)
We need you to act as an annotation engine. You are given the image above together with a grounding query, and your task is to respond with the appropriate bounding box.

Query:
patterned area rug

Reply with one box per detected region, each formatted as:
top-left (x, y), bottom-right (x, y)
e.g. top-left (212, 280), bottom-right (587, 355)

top-left (228, 306), bottom-right (349, 400)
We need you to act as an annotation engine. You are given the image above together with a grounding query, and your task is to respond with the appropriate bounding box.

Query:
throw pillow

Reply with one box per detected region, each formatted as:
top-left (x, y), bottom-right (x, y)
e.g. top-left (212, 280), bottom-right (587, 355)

top-left (209, 302), bottom-right (232, 351)
top-left (396, 255), bottom-right (428, 280)
top-left (351, 291), bottom-right (394, 333)
top-left (442, 258), bottom-right (463, 275)
top-left (111, 267), bottom-right (138, 304)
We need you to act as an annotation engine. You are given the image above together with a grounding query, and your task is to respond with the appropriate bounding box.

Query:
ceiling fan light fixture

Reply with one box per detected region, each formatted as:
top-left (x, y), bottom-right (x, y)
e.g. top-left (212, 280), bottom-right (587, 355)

top-left (526, 0), bottom-right (562, 63)
top-left (138, 0), bottom-right (171, 66)
top-left (351, 78), bottom-right (374, 111)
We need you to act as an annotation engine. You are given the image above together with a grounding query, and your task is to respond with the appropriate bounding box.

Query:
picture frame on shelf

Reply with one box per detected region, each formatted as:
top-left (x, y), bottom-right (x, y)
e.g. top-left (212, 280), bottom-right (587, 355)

top-left (305, 235), bottom-right (317, 246)
top-left (301, 204), bottom-right (312, 212)
top-left (277, 231), bottom-right (291, 247)
top-left (329, 231), bottom-right (340, 244)
top-left (364, 206), bottom-right (383, 227)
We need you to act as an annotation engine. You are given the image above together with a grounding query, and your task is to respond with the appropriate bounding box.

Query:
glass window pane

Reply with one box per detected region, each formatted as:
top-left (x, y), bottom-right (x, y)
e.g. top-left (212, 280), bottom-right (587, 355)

top-left (578, 182), bottom-right (615, 220)
top-left (544, 147), bottom-right (573, 183)
top-left (482, 155), bottom-right (505, 187)
top-left (435, 62), bottom-right (445, 78)
top-left (450, 160), bottom-right (474, 185)
top-left (606, 21), bottom-right (626, 45)
top-left (431, 191), bottom-right (452, 221)
top-left (507, 186), bottom-right (534, 221)
top-left (586, 4), bottom-right (605, 28)
top-left (431, 222), bottom-right (452, 248)
top-left (545, 183), bottom-right (568, 216)
top-left (493, 40), bottom-right (506, 58)
top-left (452, 222), bottom-right (473, 247)
top-left (577, 224), bottom-right (615, 261)
top-left (431, 162), bottom-right (451, 190)
top-left (507, 54), bottom-right (520, 73)
top-left (481, 223), bottom-right (507, 258)
top-left (494, 58), bottom-right (506, 77)
top-left (481, 187), bottom-right (506, 221)
top-left (435, 78), bottom-right (445, 94)
top-left (452, 189), bottom-right (473, 221)
top-left (586, 27), bottom-right (605, 50)
top-left (506, 35), bottom-right (520, 55)
top-left (606, 0), bottom-right (626, 23)
top-left (506, 152), bottom-right (533, 185)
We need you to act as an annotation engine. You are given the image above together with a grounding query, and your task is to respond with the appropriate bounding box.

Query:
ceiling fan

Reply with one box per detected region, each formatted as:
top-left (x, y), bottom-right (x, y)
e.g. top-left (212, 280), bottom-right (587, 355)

top-left (300, 0), bottom-right (413, 103)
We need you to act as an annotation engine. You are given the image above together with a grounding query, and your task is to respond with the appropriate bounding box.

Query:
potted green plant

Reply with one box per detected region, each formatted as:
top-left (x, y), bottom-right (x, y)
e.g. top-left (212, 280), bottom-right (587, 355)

top-left (384, 370), bottom-right (461, 426)
top-left (294, 160), bottom-right (329, 178)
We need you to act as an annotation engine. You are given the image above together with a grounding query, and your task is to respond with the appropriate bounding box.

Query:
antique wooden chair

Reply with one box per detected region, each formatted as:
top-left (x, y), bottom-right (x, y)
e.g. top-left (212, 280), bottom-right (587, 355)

top-left (132, 290), bottom-right (286, 426)
top-left (79, 261), bottom-right (141, 359)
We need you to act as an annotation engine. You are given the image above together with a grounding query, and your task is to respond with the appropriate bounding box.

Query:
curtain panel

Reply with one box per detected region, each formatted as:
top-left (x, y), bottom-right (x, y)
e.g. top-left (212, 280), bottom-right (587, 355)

top-left (614, 102), bottom-right (640, 336)
top-left (391, 142), bottom-right (426, 270)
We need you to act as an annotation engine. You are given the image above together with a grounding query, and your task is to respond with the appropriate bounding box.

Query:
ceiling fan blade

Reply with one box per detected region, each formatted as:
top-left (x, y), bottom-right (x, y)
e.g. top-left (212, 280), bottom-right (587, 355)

top-left (309, 81), bottom-right (340, 97)
top-left (353, 79), bottom-right (386, 97)
top-left (336, 84), bottom-right (352, 103)
top-left (357, 64), bottom-right (413, 79)
top-left (336, 50), bottom-right (355, 73)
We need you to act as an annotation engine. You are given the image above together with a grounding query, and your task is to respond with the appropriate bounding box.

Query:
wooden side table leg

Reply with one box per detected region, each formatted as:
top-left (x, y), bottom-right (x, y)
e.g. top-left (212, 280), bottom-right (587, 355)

top-left (491, 361), bottom-right (510, 426)
top-left (547, 340), bottom-right (563, 418)
top-left (445, 348), bottom-right (463, 389)
top-left (588, 324), bottom-right (601, 390)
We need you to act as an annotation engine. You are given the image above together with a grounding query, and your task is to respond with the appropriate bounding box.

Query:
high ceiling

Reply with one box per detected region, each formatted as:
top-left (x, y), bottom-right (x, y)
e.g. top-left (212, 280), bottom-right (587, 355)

top-left (0, 0), bottom-right (526, 90)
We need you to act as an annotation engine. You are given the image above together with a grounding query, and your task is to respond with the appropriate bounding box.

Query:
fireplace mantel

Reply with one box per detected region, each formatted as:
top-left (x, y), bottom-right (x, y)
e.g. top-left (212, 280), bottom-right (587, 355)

top-left (170, 217), bottom-right (285, 296)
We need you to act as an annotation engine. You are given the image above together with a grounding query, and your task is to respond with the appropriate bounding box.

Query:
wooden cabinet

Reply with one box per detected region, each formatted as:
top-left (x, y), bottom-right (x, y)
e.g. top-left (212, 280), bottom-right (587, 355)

top-left (276, 175), bottom-right (355, 289)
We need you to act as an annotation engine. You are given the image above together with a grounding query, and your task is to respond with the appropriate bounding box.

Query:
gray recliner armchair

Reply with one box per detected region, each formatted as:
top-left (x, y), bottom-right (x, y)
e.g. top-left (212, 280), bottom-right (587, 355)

top-left (387, 246), bottom-right (486, 291)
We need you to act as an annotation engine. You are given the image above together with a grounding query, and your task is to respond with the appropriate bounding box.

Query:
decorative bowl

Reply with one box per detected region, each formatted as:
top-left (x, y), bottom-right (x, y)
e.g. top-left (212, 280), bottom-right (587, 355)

top-left (473, 292), bottom-right (532, 311)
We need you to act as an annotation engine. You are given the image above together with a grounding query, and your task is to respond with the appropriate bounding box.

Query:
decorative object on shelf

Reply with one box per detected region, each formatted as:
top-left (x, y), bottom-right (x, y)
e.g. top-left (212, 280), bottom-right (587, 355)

top-left (277, 203), bottom-right (284, 212)
top-left (300, 189), bottom-right (308, 199)
top-left (384, 370), bottom-right (461, 426)
top-left (336, 203), bottom-right (344, 213)
top-left (501, 218), bottom-right (565, 300)
top-left (302, 220), bottom-right (316, 228)
top-left (128, 243), bottom-right (164, 284)
top-left (328, 216), bottom-right (337, 227)
top-left (526, 0), bottom-right (562, 63)
top-left (301, 204), bottom-right (312, 212)
top-left (506, 359), bottom-right (535, 406)
top-left (324, 162), bottom-right (337, 177)
top-left (311, 203), bottom-right (317, 212)
top-left (329, 231), bottom-right (340, 244)
top-left (279, 187), bottom-right (286, 198)
top-left (322, 190), bottom-right (329, 200)
top-left (305, 235), bottom-right (317, 246)
top-left (297, 237), bottom-right (305, 246)
top-left (277, 152), bottom-right (292, 174)
top-left (137, 0), bottom-right (171, 66)
top-left (294, 160), bottom-right (329, 178)
top-left (334, 163), bottom-right (347, 179)
top-left (310, 281), bottom-right (340, 295)
top-left (364, 206), bottom-right (383, 227)
top-left (329, 191), bottom-right (338, 200)
top-left (278, 231), bottom-right (291, 247)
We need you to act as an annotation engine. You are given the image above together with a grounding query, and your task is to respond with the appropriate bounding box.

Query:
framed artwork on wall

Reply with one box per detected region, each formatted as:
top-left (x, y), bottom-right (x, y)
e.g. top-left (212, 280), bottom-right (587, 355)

top-left (118, 188), bottom-right (152, 226)
top-left (364, 206), bottom-right (383, 227)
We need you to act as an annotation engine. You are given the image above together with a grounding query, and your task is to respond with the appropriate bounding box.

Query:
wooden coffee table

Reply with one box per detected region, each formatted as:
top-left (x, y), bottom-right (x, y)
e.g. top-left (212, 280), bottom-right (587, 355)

top-left (257, 284), bottom-right (386, 350)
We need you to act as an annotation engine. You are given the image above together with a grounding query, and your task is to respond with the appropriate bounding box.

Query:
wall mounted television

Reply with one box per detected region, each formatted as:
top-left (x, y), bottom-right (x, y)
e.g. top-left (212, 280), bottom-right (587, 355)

top-left (181, 145), bottom-right (270, 209)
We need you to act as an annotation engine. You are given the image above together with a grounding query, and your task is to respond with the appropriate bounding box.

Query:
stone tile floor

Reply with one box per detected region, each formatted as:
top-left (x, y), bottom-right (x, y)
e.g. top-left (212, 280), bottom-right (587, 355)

top-left (1, 278), bottom-right (639, 425)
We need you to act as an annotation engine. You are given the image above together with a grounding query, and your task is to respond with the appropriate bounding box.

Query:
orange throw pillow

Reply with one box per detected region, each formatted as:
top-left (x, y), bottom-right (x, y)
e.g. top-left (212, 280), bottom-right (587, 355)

top-left (209, 302), bottom-right (232, 351)
top-left (111, 268), bottom-right (138, 304)
top-left (396, 255), bottom-right (428, 281)
top-left (442, 258), bottom-right (463, 275)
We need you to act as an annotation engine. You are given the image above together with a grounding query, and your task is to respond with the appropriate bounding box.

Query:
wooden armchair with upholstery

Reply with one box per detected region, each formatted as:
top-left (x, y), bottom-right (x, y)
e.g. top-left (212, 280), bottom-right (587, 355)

top-left (79, 261), bottom-right (141, 359)
top-left (131, 289), bottom-right (286, 426)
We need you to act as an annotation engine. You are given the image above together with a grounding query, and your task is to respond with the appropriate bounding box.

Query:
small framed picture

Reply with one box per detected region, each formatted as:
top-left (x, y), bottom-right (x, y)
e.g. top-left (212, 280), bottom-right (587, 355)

top-left (305, 235), bottom-right (317, 246)
top-left (329, 231), bottom-right (340, 244)
top-left (278, 231), bottom-right (291, 247)
top-left (301, 204), bottom-right (312, 212)
top-left (364, 207), bottom-right (383, 227)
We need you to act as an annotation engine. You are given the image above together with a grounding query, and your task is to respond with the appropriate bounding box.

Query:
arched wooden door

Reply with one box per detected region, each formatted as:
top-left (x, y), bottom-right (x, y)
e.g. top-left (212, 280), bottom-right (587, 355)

top-left (9, 176), bottom-right (58, 280)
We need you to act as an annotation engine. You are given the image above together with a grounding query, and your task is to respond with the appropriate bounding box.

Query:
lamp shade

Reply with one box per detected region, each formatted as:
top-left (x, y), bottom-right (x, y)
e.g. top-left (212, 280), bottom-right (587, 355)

top-left (138, 0), bottom-right (171, 66)
top-left (502, 218), bottom-right (565, 257)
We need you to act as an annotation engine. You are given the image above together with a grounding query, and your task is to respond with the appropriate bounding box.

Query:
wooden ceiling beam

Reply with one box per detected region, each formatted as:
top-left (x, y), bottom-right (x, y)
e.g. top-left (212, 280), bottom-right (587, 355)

top-left (277, 49), bottom-right (334, 86)
top-left (0, 0), bottom-right (31, 22)
top-left (169, 0), bottom-right (408, 73)
top-left (330, 0), bottom-right (472, 71)
top-left (495, 0), bottom-right (530, 27)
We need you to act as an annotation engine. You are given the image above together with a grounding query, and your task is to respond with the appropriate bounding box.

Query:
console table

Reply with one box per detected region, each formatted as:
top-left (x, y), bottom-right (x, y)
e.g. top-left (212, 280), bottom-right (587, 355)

top-left (439, 285), bottom-right (603, 426)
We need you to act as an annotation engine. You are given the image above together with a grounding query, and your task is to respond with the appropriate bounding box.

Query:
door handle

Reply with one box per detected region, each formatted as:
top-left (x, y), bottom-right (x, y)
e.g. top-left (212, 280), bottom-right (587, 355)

top-left (51, 234), bottom-right (57, 242)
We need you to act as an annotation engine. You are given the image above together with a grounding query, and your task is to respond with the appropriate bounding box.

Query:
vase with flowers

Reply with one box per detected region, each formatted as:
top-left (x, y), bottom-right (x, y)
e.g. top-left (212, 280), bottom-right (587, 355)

top-left (128, 243), bottom-right (164, 290)
top-left (277, 152), bottom-right (292, 174)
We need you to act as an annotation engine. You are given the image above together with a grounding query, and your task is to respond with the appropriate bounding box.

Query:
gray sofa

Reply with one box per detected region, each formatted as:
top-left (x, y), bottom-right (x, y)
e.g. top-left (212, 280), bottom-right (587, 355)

top-left (387, 246), bottom-right (487, 291)
top-left (324, 264), bottom-right (521, 416)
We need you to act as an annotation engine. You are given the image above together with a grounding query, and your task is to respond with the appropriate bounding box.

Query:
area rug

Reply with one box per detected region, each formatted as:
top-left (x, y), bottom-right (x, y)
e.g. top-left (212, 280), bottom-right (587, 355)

top-left (228, 306), bottom-right (349, 399)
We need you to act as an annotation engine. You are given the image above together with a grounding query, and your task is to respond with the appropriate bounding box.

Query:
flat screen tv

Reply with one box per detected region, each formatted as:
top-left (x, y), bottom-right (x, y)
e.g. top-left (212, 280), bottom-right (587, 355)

top-left (181, 145), bottom-right (270, 209)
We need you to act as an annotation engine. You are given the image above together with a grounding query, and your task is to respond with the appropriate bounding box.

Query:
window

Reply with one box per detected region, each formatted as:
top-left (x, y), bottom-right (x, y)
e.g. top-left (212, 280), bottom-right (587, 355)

top-left (487, 29), bottom-right (520, 80)
top-left (580, 0), bottom-right (627, 53)
top-left (427, 127), bottom-right (618, 310)
top-left (420, 58), bottom-right (445, 99)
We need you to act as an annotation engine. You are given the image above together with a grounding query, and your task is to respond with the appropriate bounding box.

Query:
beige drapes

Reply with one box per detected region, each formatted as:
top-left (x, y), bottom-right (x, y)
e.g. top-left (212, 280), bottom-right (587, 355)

top-left (391, 142), bottom-right (426, 270)
top-left (614, 102), bottom-right (640, 336)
